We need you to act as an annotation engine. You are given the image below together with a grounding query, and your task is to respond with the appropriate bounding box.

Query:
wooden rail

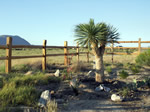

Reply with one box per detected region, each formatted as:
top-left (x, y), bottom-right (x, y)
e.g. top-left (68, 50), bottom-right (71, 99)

top-left (0, 37), bottom-right (90, 73)
top-left (0, 37), bottom-right (150, 73)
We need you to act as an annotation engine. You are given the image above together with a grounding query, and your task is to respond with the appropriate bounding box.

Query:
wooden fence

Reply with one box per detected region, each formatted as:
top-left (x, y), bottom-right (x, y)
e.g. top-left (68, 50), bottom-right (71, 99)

top-left (107, 38), bottom-right (150, 55)
top-left (0, 37), bottom-right (150, 73)
top-left (0, 37), bottom-right (89, 73)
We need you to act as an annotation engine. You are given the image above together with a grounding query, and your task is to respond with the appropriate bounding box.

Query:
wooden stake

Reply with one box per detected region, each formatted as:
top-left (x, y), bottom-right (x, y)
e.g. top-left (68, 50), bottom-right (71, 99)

top-left (42, 40), bottom-right (47, 71)
top-left (111, 42), bottom-right (114, 64)
top-left (138, 38), bottom-right (141, 54)
top-left (64, 41), bottom-right (68, 66)
top-left (5, 37), bottom-right (12, 73)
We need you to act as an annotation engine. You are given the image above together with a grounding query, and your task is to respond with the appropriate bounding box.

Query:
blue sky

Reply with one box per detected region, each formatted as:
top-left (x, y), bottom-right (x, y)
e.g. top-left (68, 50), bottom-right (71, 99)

top-left (0, 0), bottom-right (150, 47)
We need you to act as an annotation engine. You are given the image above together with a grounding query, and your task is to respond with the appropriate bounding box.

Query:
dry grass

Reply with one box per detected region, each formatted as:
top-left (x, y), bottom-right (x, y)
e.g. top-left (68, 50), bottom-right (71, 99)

top-left (0, 48), bottom-right (137, 73)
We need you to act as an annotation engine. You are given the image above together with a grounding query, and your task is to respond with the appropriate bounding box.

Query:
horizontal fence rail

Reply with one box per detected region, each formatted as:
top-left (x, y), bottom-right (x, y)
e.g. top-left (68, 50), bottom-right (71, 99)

top-left (0, 37), bottom-right (150, 73)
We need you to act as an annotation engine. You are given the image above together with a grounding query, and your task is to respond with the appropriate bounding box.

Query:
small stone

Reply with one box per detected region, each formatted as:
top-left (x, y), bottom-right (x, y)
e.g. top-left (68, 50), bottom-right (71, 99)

top-left (111, 94), bottom-right (123, 102)
top-left (38, 90), bottom-right (51, 107)
top-left (54, 69), bottom-right (60, 77)
top-left (104, 87), bottom-right (110, 92)
top-left (95, 84), bottom-right (104, 91)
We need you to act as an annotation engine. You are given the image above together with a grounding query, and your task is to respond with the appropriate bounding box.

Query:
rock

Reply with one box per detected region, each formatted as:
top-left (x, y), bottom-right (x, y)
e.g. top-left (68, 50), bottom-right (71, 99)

top-left (104, 86), bottom-right (110, 92)
top-left (54, 69), bottom-right (60, 77)
top-left (38, 90), bottom-right (51, 107)
top-left (111, 94), bottom-right (123, 102)
top-left (87, 71), bottom-right (95, 77)
top-left (25, 71), bottom-right (34, 75)
top-left (95, 84), bottom-right (110, 92)
top-left (95, 84), bottom-right (104, 91)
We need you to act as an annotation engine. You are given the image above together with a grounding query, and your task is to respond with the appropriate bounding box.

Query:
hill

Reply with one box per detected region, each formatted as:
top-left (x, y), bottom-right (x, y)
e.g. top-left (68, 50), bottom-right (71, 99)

top-left (0, 35), bottom-right (31, 45)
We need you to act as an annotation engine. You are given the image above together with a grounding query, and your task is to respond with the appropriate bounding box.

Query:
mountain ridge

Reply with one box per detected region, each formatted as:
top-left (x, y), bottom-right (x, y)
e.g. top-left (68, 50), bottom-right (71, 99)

top-left (0, 35), bottom-right (31, 45)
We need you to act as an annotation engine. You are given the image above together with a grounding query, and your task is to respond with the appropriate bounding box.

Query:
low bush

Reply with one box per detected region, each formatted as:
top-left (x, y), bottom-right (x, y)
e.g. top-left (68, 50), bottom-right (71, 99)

top-left (119, 70), bottom-right (129, 79)
top-left (0, 72), bottom-right (61, 108)
top-left (0, 83), bottom-right (39, 107)
top-left (129, 64), bottom-right (141, 74)
top-left (136, 49), bottom-right (150, 66)
top-left (0, 66), bottom-right (5, 73)
top-left (8, 73), bottom-right (60, 87)
top-left (0, 77), bottom-right (4, 88)
top-left (105, 66), bottom-right (112, 73)
top-left (120, 87), bottom-right (131, 97)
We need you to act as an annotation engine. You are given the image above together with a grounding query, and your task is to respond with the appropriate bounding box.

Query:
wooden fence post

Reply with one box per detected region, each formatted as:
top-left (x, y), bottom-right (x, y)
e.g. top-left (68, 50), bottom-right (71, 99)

top-left (42, 40), bottom-right (47, 71)
top-left (64, 41), bottom-right (68, 66)
top-left (138, 38), bottom-right (141, 54)
top-left (5, 37), bottom-right (12, 73)
top-left (111, 42), bottom-right (114, 64)
top-left (76, 43), bottom-right (79, 63)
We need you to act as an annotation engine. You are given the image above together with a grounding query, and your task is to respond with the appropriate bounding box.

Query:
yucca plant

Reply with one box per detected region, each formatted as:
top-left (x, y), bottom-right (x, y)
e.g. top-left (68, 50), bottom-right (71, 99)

top-left (74, 19), bottom-right (119, 82)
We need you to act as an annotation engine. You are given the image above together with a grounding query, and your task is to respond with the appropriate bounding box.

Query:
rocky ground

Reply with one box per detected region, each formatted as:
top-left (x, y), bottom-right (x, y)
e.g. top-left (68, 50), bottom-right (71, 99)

top-left (36, 66), bottom-right (150, 112)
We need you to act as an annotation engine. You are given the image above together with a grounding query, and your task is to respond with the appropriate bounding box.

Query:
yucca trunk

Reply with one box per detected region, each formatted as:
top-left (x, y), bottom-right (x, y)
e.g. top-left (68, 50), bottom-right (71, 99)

top-left (93, 45), bottom-right (105, 83)
top-left (95, 54), bottom-right (104, 83)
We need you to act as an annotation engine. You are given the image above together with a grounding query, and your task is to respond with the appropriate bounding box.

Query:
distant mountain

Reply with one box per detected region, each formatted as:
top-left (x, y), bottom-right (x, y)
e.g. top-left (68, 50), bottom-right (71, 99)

top-left (0, 35), bottom-right (31, 45)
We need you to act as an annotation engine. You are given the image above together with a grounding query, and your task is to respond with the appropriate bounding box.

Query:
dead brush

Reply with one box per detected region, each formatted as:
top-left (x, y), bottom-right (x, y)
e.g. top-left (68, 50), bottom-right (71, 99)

top-left (29, 61), bottom-right (56, 71)
top-left (45, 100), bottom-right (57, 112)
top-left (70, 61), bottom-right (89, 73)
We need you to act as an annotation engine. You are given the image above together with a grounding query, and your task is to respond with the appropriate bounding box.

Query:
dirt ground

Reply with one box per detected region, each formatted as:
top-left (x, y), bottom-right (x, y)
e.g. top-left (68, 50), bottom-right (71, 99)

top-left (36, 65), bottom-right (150, 112)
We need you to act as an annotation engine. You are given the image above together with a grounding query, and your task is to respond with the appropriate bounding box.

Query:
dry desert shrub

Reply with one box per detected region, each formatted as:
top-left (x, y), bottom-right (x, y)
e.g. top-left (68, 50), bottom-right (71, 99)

top-left (71, 61), bottom-right (90, 73)
top-left (45, 100), bottom-right (57, 112)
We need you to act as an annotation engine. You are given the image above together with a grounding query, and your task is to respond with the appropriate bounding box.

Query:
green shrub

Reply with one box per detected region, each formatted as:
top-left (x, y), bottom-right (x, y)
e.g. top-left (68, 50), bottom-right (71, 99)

top-left (143, 77), bottom-right (150, 87)
top-left (0, 66), bottom-right (5, 73)
top-left (0, 83), bottom-right (39, 107)
top-left (105, 66), bottom-right (112, 73)
top-left (136, 49), bottom-right (150, 66)
top-left (119, 70), bottom-right (129, 79)
top-left (120, 87), bottom-right (130, 97)
top-left (0, 77), bottom-right (4, 88)
top-left (130, 64), bottom-right (141, 74)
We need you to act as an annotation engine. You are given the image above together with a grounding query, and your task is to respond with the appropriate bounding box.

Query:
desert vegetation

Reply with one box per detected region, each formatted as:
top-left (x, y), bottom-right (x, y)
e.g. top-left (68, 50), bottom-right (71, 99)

top-left (0, 47), bottom-right (150, 111)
